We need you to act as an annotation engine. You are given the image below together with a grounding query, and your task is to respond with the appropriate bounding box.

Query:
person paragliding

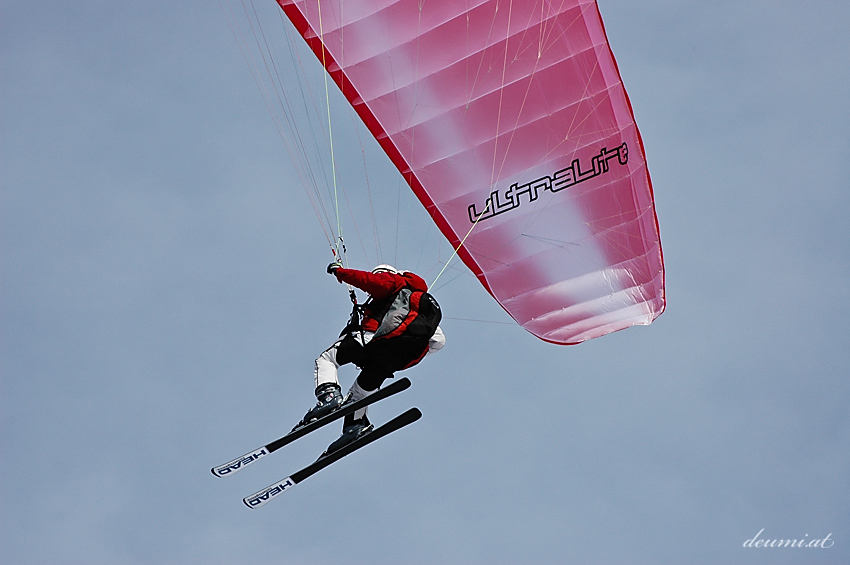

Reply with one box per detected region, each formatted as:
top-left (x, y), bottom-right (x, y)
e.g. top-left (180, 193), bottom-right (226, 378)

top-left (213, 0), bottom-right (666, 507)
top-left (298, 263), bottom-right (445, 455)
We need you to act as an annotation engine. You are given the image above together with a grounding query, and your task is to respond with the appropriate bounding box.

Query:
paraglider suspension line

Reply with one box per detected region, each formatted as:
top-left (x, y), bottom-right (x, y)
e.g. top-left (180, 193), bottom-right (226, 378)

top-left (315, 0), bottom-right (344, 252)
top-left (430, 200), bottom-right (490, 288)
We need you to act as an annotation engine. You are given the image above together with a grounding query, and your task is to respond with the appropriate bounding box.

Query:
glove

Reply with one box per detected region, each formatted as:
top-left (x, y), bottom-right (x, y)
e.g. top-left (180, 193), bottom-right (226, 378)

top-left (327, 261), bottom-right (343, 275)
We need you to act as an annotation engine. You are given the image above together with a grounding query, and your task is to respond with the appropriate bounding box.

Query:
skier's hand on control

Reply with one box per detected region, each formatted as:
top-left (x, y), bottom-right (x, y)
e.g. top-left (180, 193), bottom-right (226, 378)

top-left (327, 261), bottom-right (343, 278)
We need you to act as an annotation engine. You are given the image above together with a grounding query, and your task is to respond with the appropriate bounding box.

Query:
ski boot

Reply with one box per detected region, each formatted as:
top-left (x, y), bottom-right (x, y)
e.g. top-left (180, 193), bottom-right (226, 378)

top-left (296, 383), bottom-right (345, 428)
top-left (322, 413), bottom-right (373, 456)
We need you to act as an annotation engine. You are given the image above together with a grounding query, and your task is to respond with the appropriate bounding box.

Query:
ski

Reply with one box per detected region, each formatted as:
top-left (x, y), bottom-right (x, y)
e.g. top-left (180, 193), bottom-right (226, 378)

top-left (243, 407), bottom-right (422, 509)
top-left (211, 377), bottom-right (411, 478)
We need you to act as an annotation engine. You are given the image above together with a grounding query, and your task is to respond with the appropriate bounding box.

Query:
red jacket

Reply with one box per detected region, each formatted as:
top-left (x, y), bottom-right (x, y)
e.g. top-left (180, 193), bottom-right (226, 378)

top-left (334, 268), bottom-right (428, 332)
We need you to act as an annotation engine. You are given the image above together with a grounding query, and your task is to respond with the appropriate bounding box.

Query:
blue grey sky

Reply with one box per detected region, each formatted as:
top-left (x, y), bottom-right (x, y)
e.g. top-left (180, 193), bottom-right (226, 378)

top-left (2, 1), bottom-right (848, 564)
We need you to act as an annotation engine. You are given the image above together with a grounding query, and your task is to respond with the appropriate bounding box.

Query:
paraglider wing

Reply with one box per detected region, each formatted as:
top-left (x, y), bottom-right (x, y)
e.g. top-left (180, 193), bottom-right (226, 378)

top-left (277, 0), bottom-right (665, 344)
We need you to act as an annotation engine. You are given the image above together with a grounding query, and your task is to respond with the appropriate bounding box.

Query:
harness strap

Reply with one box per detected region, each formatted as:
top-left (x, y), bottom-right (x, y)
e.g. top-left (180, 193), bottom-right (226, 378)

top-left (347, 288), bottom-right (366, 344)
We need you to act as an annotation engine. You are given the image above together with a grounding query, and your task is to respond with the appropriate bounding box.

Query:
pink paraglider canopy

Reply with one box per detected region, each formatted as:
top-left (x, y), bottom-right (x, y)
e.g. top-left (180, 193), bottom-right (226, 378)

top-left (277, 0), bottom-right (665, 344)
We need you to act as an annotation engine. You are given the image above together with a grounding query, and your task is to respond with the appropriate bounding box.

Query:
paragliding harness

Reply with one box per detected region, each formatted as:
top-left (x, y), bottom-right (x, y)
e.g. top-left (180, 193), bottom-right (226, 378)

top-left (370, 287), bottom-right (441, 341)
top-left (343, 281), bottom-right (442, 371)
top-left (344, 288), bottom-right (366, 343)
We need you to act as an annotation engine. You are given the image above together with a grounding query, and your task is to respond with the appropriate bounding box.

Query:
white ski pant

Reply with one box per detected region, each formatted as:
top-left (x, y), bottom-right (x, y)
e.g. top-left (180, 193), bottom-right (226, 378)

top-left (315, 331), bottom-right (376, 420)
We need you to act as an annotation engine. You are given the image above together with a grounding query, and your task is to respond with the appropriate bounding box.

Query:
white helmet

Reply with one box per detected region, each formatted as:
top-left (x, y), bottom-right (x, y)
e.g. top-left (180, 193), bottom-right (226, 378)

top-left (372, 264), bottom-right (400, 274)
